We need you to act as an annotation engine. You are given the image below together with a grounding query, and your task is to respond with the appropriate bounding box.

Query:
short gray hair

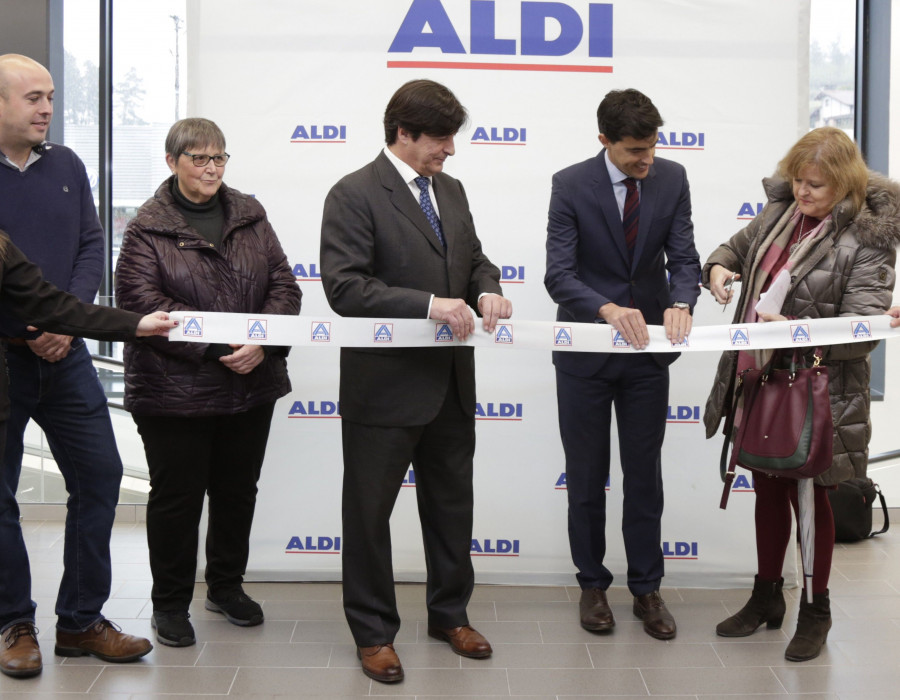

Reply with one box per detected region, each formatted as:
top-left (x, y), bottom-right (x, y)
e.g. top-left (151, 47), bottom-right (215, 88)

top-left (164, 118), bottom-right (226, 157)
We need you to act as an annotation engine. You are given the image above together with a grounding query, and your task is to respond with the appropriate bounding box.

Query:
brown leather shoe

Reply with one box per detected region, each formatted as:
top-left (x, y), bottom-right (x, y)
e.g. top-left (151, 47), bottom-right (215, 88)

top-left (55, 619), bottom-right (152, 663)
top-left (1, 622), bottom-right (42, 678)
top-left (633, 591), bottom-right (676, 640)
top-left (427, 625), bottom-right (492, 658)
top-left (579, 588), bottom-right (615, 632)
top-left (357, 643), bottom-right (404, 683)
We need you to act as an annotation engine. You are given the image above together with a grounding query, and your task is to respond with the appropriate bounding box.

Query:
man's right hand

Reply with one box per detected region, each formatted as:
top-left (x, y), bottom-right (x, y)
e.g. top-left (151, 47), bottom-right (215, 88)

top-left (430, 297), bottom-right (475, 341)
top-left (598, 303), bottom-right (649, 350)
top-left (24, 330), bottom-right (74, 363)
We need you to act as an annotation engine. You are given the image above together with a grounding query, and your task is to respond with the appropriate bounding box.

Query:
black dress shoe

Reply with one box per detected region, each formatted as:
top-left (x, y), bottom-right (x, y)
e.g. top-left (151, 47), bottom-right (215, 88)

top-left (579, 588), bottom-right (615, 632)
top-left (633, 591), bottom-right (676, 640)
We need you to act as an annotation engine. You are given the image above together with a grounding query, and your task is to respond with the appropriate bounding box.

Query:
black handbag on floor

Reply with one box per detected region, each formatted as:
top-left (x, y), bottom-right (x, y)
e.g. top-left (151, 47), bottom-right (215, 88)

top-left (827, 478), bottom-right (889, 542)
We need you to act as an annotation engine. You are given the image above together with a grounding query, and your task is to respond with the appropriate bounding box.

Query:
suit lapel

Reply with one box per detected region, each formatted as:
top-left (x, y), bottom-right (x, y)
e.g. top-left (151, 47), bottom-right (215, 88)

top-left (591, 153), bottom-right (630, 267)
top-left (374, 152), bottom-right (445, 256)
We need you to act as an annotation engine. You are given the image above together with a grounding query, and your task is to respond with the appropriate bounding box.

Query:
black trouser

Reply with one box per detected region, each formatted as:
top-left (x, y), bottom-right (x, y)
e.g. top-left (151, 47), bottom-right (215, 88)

top-left (133, 402), bottom-right (276, 612)
top-left (340, 384), bottom-right (475, 646)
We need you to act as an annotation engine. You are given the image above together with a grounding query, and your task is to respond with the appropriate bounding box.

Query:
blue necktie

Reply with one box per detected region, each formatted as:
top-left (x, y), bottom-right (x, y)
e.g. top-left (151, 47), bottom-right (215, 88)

top-left (414, 176), bottom-right (445, 248)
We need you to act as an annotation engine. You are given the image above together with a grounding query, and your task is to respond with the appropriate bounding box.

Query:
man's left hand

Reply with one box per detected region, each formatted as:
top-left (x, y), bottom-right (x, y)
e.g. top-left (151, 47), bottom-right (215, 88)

top-left (24, 329), bottom-right (74, 363)
top-left (220, 344), bottom-right (265, 375)
top-left (478, 293), bottom-right (512, 333)
top-left (663, 307), bottom-right (692, 344)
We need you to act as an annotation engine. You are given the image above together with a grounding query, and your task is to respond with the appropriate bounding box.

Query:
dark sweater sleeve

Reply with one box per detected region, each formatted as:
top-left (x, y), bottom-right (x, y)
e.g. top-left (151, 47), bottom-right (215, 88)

top-left (1, 237), bottom-right (140, 341)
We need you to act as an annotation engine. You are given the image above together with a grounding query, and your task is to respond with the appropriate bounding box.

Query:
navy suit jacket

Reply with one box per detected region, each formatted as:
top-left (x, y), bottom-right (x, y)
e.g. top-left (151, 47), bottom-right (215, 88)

top-left (544, 150), bottom-right (700, 377)
top-left (321, 151), bottom-right (502, 427)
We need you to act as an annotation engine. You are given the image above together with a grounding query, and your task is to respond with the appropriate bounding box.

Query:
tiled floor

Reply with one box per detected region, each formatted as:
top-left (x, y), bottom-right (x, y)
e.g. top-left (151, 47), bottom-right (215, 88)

top-left (4, 510), bottom-right (899, 699)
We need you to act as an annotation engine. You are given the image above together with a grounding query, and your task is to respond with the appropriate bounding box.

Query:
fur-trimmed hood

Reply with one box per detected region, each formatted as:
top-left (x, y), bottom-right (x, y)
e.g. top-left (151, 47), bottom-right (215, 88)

top-left (762, 171), bottom-right (900, 251)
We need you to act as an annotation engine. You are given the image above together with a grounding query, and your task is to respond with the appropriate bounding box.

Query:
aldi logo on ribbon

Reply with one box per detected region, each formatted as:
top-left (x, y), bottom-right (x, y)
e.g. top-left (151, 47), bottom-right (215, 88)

top-left (791, 323), bottom-right (811, 343)
top-left (611, 329), bottom-right (630, 348)
top-left (435, 324), bottom-right (454, 342)
top-left (554, 326), bottom-right (572, 346)
top-left (495, 324), bottom-right (513, 344)
top-left (248, 319), bottom-right (267, 340)
top-left (311, 322), bottom-right (331, 343)
top-left (182, 316), bottom-right (203, 338)
top-left (374, 323), bottom-right (393, 343)
top-left (852, 320), bottom-right (872, 339)
top-left (730, 327), bottom-right (750, 346)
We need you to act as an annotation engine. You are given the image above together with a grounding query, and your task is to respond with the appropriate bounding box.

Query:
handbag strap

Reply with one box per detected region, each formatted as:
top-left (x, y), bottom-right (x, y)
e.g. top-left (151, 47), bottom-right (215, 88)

top-left (866, 483), bottom-right (890, 538)
top-left (719, 373), bottom-right (746, 510)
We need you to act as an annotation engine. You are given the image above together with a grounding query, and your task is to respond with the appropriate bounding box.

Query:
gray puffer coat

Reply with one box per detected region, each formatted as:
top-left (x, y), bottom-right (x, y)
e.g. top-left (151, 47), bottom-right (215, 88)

top-left (703, 173), bottom-right (900, 485)
top-left (115, 178), bottom-right (302, 417)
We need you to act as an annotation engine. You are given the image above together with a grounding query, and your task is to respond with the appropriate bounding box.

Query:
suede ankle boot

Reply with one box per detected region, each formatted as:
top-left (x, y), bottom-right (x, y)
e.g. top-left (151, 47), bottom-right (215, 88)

top-left (716, 576), bottom-right (785, 637)
top-left (785, 589), bottom-right (831, 662)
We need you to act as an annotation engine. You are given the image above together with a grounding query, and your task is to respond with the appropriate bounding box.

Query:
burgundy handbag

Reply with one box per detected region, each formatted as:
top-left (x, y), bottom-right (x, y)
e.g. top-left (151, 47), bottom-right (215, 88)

top-left (719, 349), bottom-right (833, 508)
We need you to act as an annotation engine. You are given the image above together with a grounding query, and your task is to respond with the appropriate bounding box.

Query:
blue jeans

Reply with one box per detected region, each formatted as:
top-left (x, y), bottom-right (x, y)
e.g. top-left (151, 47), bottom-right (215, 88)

top-left (0, 340), bottom-right (122, 633)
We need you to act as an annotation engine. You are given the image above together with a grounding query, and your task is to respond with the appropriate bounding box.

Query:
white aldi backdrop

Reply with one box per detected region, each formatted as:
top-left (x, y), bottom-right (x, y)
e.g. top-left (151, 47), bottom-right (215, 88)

top-left (185, 0), bottom-right (809, 587)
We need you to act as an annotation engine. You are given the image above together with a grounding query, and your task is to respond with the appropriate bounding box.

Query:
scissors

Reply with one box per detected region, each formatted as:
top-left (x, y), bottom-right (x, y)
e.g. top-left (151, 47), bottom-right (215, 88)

top-left (722, 272), bottom-right (736, 313)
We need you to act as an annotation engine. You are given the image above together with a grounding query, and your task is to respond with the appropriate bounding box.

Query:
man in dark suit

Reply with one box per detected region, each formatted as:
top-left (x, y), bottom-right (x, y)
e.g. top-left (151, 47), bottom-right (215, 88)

top-left (544, 89), bottom-right (700, 640)
top-left (321, 79), bottom-right (512, 683)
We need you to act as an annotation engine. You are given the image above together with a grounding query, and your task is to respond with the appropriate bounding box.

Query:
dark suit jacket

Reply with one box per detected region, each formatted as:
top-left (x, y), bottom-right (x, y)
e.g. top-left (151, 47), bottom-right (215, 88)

top-left (321, 151), bottom-right (502, 427)
top-left (0, 230), bottom-right (141, 419)
top-left (544, 151), bottom-right (700, 377)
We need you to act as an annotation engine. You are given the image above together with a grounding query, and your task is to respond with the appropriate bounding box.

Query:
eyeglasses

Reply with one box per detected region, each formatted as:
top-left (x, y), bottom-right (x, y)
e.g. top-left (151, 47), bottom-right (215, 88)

top-left (182, 151), bottom-right (230, 167)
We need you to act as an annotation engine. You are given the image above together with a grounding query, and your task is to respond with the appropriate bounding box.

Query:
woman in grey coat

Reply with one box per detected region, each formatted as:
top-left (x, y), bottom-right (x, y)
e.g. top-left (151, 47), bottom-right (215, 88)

top-left (703, 127), bottom-right (900, 662)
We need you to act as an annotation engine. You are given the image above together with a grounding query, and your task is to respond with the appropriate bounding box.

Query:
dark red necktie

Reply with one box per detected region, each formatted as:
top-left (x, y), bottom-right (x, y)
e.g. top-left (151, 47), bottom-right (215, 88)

top-left (622, 177), bottom-right (639, 260)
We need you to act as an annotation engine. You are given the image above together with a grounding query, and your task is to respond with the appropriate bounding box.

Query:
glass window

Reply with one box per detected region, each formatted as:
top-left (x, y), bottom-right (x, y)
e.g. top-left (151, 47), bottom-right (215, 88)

top-left (809, 0), bottom-right (856, 136)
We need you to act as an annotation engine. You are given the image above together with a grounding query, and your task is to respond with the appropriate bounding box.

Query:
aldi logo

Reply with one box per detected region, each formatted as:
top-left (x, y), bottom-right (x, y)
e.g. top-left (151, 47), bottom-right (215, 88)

top-left (554, 326), bottom-right (573, 346)
top-left (247, 319), bottom-right (267, 340)
top-left (495, 324), bottom-right (513, 344)
top-left (611, 329), bottom-right (630, 348)
top-left (852, 320), bottom-right (871, 339)
top-left (374, 323), bottom-right (393, 343)
top-left (471, 538), bottom-right (520, 557)
top-left (285, 536), bottom-right (341, 553)
top-left (730, 327), bottom-right (750, 346)
top-left (435, 324), bottom-right (454, 342)
top-left (663, 541), bottom-right (699, 560)
top-left (182, 316), bottom-right (203, 338)
top-left (791, 323), bottom-right (811, 344)
top-left (311, 322), bottom-right (331, 343)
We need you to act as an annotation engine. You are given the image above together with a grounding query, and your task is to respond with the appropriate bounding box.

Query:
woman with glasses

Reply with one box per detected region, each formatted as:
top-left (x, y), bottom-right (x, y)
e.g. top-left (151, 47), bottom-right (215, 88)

top-left (114, 118), bottom-right (301, 648)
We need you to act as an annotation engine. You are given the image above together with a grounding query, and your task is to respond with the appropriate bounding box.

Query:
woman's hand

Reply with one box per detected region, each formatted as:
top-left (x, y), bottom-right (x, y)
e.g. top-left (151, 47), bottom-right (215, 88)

top-left (135, 311), bottom-right (178, 337)
top-left (757, 311), bottom-right (787, 323)
top-left (709, 264), bottom-right (740, 305)
top-left (887, 306), bottom-right (900, 328)
top-left (220, 344), bottom-right (265, 374)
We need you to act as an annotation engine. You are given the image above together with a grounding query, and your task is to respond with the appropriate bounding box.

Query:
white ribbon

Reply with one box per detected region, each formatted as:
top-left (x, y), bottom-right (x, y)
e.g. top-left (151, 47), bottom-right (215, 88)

top-left (167, 312), bottom-right (896, 353)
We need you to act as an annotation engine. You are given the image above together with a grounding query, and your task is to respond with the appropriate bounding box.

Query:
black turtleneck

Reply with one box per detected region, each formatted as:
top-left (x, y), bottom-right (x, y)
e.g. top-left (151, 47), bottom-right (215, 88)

top-left (171, 179), bottom-right (226, 249)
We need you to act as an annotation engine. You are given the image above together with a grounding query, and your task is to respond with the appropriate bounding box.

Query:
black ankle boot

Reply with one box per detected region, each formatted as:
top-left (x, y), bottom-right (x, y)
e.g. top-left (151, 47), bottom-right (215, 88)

top-left (716, 576), bottom-right (785, 637)
top-left (785, 589), bottom-right (831, 662)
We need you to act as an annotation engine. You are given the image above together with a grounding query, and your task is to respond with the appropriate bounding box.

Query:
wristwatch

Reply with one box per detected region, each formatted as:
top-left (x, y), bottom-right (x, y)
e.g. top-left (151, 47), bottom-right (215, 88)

top-left (672, 302), bottom-right (691, 313)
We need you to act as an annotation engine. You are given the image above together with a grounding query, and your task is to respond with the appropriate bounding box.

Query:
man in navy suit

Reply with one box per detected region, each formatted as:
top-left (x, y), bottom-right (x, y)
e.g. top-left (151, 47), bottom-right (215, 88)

top-left (544, 89), bottom-right (700, 640)
top-left (321, 80), bottom-right (511, 683)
